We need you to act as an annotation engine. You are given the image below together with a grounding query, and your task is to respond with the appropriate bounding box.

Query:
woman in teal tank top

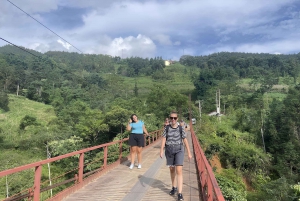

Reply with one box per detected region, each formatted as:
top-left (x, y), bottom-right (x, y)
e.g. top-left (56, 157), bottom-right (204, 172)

top-left (126, 114), bottom-right (149, 169)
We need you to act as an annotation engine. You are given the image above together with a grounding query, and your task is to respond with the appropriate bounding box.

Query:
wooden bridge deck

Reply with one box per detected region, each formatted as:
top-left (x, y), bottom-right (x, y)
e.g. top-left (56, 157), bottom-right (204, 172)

top-left (62, 131), bottom-right (201, 201)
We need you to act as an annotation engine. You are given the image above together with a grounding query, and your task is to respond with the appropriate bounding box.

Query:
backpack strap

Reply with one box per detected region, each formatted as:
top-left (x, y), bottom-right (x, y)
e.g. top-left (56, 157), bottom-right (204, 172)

top-left (179, 125), bottom-right (182, 137)
top-left (165, 125), bottom-right (169, 141)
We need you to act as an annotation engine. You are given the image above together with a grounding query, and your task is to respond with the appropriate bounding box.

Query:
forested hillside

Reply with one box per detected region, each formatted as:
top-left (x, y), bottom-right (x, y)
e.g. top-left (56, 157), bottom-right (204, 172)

top-left (0, 45), bottom-right (300, 200)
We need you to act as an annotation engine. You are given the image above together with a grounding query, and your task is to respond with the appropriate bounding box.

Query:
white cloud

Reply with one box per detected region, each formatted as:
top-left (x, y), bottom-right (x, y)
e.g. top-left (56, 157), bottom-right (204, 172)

top-left (57, 39), bottom-right (72, 50)
top-left (84, 34), bottom-right (156, 58)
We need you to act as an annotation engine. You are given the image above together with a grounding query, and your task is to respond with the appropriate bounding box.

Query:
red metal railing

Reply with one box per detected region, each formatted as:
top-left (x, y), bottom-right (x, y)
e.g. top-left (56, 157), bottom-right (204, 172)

top-left (189, 123), bottom-right (225, 201)
top-left (0, 130), bottom-right (162, 201)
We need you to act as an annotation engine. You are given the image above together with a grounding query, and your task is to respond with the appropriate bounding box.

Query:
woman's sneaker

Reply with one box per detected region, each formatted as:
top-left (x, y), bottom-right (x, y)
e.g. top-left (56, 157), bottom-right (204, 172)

top-left (129, 163), bottom-right (134, 169)
top-left (169, 187), bottom-right (177, 195)
top-left (178, 193), bottom-right (184, 201)
top-left (137, 164), bottom-right (142, 169)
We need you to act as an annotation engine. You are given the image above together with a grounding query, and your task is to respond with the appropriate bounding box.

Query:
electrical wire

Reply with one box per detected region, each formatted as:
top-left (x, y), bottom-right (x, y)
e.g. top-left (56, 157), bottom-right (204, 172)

top-left (6, 0), bottom-right (83, 54)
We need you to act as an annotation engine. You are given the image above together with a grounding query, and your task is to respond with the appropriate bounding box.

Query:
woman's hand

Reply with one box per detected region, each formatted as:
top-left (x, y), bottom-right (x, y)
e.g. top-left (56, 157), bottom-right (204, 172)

top-left (160, 150), bottom-right (164, 158)
top-left (188, 152), bottom-right (192, 161)
top-left (129, 118), bottom-right (132, 123)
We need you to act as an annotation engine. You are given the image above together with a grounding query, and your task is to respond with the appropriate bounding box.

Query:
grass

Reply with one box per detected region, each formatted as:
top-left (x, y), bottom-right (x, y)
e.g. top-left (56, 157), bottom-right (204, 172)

top-left (121, 63), bottom-right (196, 95)
top-left (0, 95), bottom-right (56, 141)
top-left (263, 92), bottom-right (287, 102)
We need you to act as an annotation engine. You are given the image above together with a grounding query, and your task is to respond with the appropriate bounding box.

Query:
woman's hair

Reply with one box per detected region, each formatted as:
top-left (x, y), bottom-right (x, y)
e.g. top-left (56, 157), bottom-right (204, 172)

top-left (130, 114), bottom-right (137, 123)
top-left (170, 111), bottom-right (178, 116)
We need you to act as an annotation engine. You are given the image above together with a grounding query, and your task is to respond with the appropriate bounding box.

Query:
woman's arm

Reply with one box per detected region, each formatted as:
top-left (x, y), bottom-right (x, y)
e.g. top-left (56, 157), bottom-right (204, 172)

top-left (143, 125), bottom-right (149, 136)
top-left (126, 119), bottom-right (132, 131)
top-left (183, 138), bottom-right (192, 160)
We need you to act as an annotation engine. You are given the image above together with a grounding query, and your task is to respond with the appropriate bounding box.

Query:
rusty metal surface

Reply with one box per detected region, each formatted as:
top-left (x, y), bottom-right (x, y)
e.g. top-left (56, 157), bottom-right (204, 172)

top-left (62, 131), bottom-right (201, 201)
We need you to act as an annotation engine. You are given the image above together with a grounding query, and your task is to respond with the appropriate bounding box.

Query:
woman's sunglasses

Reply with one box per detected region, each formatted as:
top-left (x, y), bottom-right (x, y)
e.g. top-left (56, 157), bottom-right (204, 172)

top-left (169, 117), bottom-right (177, 120)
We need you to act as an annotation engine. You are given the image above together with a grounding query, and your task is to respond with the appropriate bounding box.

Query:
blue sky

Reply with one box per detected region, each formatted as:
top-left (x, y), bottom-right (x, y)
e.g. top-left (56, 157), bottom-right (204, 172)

top-left (1, 0), bottom-right (300, 60)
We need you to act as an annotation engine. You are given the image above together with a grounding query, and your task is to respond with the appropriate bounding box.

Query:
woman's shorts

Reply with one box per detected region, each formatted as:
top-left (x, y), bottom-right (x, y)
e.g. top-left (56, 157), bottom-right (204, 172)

top-left (165, 144), bottom-right (185, 166)
top-left (129, 133), bottom-right (145, 147)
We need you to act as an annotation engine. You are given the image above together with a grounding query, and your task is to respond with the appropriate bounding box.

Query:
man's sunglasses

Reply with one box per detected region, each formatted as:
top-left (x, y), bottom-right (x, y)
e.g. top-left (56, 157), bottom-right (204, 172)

top-left (169, 117), bottom-right (178, 120)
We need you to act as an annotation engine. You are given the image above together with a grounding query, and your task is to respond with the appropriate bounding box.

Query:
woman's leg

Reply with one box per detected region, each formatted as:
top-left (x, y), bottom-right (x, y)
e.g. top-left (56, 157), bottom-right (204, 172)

top-left (169, 166), bottom-right (176, 187)
top-left (176, 166), bottom-right (183, 193)
top-left (137, 146), bottom-right (143, 164)
top-left (130, 146), bottom-right (137, 164)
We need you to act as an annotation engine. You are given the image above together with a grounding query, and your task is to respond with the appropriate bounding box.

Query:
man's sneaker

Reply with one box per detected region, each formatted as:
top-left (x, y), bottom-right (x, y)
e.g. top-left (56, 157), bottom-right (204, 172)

top-left (129, 163), bottom-right (134, 169)
top-left (178, 193), bottom-right (184, 201)
top-left (137, 164), bottom-right (142, 169)
top-left (169, 187), bottom-right (177, 195)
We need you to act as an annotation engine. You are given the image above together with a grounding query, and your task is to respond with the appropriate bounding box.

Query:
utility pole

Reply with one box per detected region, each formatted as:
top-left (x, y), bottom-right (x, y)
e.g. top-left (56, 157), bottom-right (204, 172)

top-left (261, 110), bottom-right (266, 152)
top-left (216, 89), bottom-right (221, 121)
top-left (195, 100), bottom-right (202, 127)
top-left (46, 144), bottom-right (53, 197)
top-left (5, 167), bottom-right (9, 198)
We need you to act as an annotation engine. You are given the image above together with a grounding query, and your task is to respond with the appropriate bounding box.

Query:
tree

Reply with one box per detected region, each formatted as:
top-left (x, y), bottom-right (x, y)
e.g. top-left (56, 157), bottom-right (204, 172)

top-left (0, 91), bottom-right (9, 111)
top-left (104, 106), bottom-right (132, 138)
top-left (194, 68), bottom-right (217, 99)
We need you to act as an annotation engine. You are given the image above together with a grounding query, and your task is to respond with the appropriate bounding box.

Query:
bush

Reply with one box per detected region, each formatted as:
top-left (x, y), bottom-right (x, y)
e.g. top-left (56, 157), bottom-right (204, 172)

top-left (19, 115), bottom-right (39, 130)
top-left (216, 173), bottom-right (247, 201)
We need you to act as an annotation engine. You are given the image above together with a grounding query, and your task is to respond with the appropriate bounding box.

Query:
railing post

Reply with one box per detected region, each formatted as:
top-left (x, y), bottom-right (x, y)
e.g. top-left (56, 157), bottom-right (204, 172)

top-left (103, 146), bottom-right (108, 168)
top-left (78, 153), bottom-right (84, 183)
top-left (33, 165), bottom-right (42, 201)
top-left (119, 141), bottom-right (123, 160)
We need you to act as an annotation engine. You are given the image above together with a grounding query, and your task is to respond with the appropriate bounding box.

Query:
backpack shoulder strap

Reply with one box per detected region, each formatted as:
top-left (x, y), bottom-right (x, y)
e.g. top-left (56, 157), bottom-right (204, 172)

top-left (179, 125), bottom-right (183, 137)
top-left (165, 125), bottom-right (169, 139)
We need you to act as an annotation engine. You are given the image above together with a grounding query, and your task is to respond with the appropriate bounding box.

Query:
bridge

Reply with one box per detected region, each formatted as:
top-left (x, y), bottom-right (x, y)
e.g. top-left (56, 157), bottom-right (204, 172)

top-left (0, 123), bottom-right (225, 201)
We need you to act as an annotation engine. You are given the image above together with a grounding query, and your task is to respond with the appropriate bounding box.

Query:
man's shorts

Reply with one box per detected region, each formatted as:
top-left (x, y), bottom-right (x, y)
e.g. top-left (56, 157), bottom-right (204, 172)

top-left (129, 133), bottom-right (145, 147)
top-left (165, 144), bottom-right (184, 166)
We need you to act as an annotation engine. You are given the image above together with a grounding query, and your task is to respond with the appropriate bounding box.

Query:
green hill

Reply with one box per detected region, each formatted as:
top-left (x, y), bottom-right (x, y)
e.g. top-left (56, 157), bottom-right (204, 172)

top-left (0, 94), bottom-right (57, 167)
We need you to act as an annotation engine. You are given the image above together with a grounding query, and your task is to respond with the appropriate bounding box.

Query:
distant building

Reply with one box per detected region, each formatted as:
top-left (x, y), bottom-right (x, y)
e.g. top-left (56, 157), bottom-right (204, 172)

top-left (165, 60), bottom-right (175, 66)
top-left (208, 111), bottom-right (223, 117)
top-left (165, 60), bottom-right (171, 66)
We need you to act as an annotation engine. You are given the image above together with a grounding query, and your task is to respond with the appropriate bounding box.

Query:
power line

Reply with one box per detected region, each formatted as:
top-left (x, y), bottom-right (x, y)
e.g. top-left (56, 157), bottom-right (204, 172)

top-left (6, 0), bottom-right (84, 54)
top-left (0, 37), bottom-right (41, 58)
